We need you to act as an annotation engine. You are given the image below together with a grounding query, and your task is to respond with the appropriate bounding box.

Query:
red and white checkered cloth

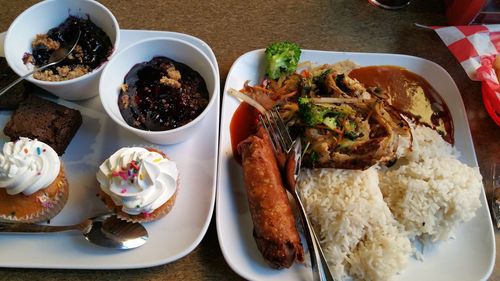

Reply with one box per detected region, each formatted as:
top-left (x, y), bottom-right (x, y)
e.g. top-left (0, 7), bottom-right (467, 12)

top-left (432, 24), bottom-right (500, 80)
top-left (428, 24), bottom-right (500, 125)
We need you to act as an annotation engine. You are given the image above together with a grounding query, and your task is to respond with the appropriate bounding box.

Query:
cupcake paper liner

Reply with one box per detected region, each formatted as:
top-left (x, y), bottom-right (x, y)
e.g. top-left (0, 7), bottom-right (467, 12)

top-left (0, 165), bottom-right (69, 223)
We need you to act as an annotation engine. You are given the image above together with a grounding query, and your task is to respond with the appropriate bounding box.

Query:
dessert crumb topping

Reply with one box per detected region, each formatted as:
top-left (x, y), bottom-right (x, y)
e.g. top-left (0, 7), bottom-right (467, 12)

top-left (121, 83), bottom-right (129, 92)
top-left (67, 45), bottom-right (84, 63)
top-left (166, 66), bottom-right (181, 81)
top-left (32, 34), bottom-right (60, 50)
top-left (160, 76), bottom-right (181, 89)
top-left (33, 65), bottom-right (90, 81)
top-left (120, 94), bottom-right (130, 109)
top-left (159, 65), bottom-right (182, 89)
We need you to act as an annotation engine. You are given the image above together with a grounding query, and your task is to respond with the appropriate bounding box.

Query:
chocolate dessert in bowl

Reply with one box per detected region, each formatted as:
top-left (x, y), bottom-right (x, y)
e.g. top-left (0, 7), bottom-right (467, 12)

top-left (4, 0), bottom-right (119, 100)
top-left (99, 37), bottom-right (218, 144)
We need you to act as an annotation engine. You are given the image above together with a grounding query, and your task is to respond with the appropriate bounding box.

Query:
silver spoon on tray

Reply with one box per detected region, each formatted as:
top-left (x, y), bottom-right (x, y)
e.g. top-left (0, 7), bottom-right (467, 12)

top-left (0, 29), bottom-right (81, 96)
top-left (0, 214), bottom-right (149, 250)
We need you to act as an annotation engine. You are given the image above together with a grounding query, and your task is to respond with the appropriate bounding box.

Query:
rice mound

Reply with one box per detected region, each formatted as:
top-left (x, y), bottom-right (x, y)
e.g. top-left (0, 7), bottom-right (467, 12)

top-left (298, 167), bottom-right (412, 281)
top-left (380, 125), bottom-right (482, 241)
top-left (297, 125), bottom-right (483, 280)
top-left (405, 125), bottom-right (459, 162)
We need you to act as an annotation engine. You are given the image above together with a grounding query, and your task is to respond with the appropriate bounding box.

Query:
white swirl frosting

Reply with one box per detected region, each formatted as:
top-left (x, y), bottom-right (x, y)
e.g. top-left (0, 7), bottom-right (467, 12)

top-left (96, 147), bottom-right (178, 215)
top-left (0, 138), bottom-right (60, 196)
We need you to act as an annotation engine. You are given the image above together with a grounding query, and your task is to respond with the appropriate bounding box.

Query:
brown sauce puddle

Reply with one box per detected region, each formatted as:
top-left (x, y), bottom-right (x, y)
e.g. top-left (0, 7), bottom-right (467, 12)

top-left (348, 65), bottom-right (454, 144)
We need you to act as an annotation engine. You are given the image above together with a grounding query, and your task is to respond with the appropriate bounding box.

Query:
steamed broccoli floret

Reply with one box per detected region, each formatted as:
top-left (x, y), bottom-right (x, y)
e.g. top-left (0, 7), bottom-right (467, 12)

top-left (265, 41), bottom-right (301, 80)
top-left (298, 97), bottom-right (331, 126)
top-left (299, 97), bottom-right (361, 139)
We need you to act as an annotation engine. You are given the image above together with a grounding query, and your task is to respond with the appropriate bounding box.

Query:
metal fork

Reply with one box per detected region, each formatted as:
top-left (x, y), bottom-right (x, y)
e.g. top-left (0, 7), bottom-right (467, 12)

top-left (490, 162), bottom-right (500, 228)
top-left (259, 108), bottom-right (335, 281)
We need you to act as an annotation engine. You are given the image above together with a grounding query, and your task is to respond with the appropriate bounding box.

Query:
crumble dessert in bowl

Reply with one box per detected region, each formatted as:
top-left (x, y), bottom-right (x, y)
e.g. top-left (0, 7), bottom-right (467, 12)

top-left (99, 37), bottom-right (218, 144)
top-left (4, 0), bottom-right (119, 100)
top-left (25, 15), bottom-right (113, 82)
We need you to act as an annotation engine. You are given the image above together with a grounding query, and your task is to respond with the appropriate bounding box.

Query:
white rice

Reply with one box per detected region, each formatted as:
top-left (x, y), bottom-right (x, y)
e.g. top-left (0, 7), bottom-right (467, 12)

top-left (298, 168), bottom-right (411, 281)
top-left (297, 125), bottom-right (482, 280)
top-left (404, 125), bottom-right (459, 162)
top-left (380, 125), bottom-right (482, 241)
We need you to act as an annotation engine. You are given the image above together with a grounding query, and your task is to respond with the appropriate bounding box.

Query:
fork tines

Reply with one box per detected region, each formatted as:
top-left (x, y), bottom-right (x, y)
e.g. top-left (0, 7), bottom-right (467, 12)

top-left (259, 108), bottom-right (294, 155)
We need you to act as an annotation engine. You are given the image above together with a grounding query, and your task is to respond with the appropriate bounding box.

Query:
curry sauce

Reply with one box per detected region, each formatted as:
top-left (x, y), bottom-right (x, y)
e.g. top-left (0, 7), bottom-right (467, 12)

top-left (349, 66), bottom-right (453, 143)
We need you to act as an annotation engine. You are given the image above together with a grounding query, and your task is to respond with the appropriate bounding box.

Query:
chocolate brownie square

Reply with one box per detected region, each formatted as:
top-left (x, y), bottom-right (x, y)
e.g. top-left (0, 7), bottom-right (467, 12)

top-left (3, 96), bottom-right (82, 155)
top-left (0, 58), bottom-right (31, 109)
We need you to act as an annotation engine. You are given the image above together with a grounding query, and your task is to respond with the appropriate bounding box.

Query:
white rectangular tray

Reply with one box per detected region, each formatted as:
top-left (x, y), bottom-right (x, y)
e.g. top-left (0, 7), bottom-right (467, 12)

top-left (216, 49), bottom-right (496, 281)
top-left (0, 29), bottom-right (220, 269)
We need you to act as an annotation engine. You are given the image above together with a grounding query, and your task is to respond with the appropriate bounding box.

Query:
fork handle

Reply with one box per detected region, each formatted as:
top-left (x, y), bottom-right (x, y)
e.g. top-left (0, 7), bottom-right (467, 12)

top-left (0, 74), bottom-right (30, 97)
top-left (0, 219), bottom-right (91, 233)
top-left (293, 191), bottom-right (335, 281)
top-left (0, 223), bottom-right (79, 233)
top-left (310, 223), bottom-right (335, 281)
top-left (0, 63), bottom-right (53, 97)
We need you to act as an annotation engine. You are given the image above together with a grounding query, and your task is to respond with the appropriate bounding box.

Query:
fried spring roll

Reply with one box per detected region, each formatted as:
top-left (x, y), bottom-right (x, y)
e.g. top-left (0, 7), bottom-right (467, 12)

top-left (237, 128), bottom-right (304, 269)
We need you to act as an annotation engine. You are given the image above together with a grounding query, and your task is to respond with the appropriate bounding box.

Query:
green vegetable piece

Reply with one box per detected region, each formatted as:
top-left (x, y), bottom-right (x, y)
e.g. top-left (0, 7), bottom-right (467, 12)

top-left (323, 117), bottom-right (337, 130)
top-left (344, 130), bottom-right (363, 140)
top-left (298, 97), bottom-right (330, 126)
top-left (344, 119), bottom-right (356, 131)
top-left (329, 104), bottom-right (355, 116)
top-left (265, 41), bottom-right (302, 79)
top-left (313, 69), bottom-right (332, 84)
top-left (309, 150), bottom-right (319, 164)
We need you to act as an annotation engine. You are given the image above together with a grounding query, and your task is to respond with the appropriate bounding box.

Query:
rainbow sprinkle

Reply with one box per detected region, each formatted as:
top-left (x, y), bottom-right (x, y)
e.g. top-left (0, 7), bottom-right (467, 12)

top-left (37, 194), bottom-right (54, 208)
top-left (36, 147), bottom-right (41, 155)
top-left (153, 158), bottom-right (162, 163)
top-left (130, 160), bottom-right (140, 171)
top-left (24, 148), bottom-right (28, 154)
top-left (120, 188), bottom-right (127, 194)
top-left (110, 160), bottom-right (143, 183)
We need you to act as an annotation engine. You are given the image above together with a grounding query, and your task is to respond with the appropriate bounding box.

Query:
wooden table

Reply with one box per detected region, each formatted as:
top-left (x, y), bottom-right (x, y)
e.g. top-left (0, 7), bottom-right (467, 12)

top-left (0, 1), bottom-right (498, 280)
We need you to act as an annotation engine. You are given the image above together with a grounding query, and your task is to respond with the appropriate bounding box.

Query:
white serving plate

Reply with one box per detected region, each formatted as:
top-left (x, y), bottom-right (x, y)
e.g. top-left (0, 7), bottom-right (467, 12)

top-left (216, 49), bottom-right (496, 281)
top-left (0, 29), bottom-right (219, 269)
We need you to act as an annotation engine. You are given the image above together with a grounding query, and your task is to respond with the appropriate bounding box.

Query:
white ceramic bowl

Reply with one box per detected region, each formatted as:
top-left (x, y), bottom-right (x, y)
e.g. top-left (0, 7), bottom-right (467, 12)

top-left (99, 37), bottom-right (218, 145)
top-left (4, 0), bottom-right (120, 100)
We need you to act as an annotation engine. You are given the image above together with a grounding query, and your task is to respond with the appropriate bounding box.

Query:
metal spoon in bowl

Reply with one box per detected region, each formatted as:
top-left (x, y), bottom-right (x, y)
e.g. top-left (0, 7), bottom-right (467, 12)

top-left (0, 29), bottom-right (81, 96)
top-left (0, 214), bottom-right (149, 250)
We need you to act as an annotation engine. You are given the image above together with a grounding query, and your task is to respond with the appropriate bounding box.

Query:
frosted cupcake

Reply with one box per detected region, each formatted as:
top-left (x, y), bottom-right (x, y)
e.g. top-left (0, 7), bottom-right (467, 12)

top-left (97, 147), bottom-right (179, 222)
top-left (0, 138), bottom-right (68, 223)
